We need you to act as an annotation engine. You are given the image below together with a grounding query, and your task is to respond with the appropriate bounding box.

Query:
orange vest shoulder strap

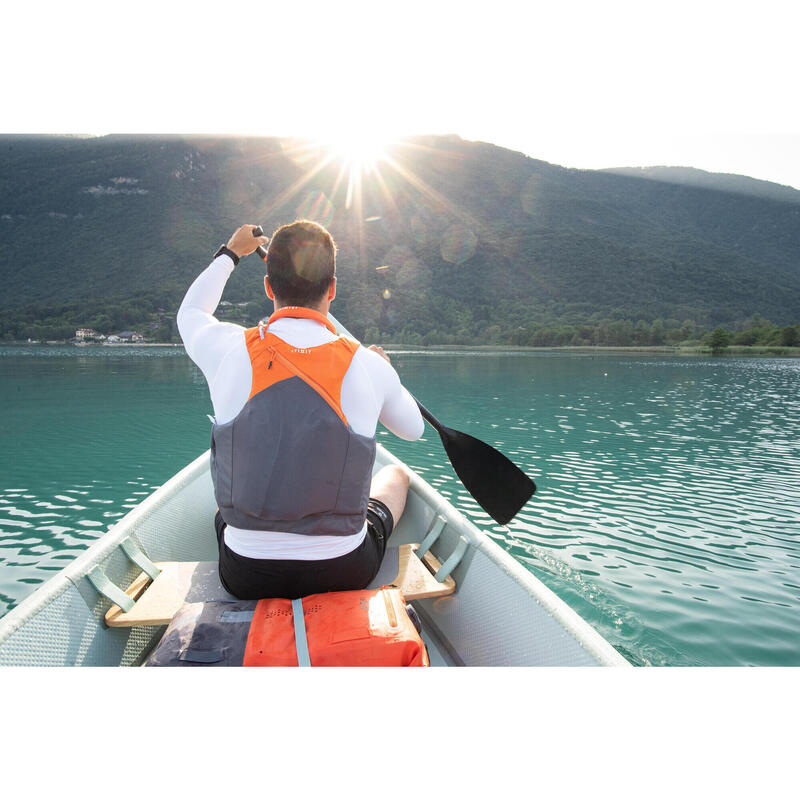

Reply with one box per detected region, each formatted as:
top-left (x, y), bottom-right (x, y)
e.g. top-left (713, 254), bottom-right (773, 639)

top-left (244, 329), bottom-right (360, 424)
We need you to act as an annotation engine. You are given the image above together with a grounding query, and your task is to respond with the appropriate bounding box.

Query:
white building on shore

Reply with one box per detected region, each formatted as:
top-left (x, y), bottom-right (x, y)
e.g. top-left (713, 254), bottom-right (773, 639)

top-left (118, 331), bottom-right (145, 343)
top-left (74, 328), bottom-right (106, 341)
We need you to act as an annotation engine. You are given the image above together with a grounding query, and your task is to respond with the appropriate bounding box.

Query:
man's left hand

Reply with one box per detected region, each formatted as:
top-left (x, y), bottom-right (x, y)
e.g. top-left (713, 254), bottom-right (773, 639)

top-left (227, 225), bottom-right (269, 258)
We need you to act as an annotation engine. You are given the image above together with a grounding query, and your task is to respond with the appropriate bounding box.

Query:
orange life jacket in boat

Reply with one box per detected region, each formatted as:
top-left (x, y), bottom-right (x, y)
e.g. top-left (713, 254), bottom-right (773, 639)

top-left (243, 588), bottom-right (429, 667)
top-left (145, 588), bottom-right (429, 667)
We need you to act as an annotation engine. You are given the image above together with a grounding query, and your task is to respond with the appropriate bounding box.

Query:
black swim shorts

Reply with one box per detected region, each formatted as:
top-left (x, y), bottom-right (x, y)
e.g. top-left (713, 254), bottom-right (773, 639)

top-left (214, 498), bottom-right (395, 600)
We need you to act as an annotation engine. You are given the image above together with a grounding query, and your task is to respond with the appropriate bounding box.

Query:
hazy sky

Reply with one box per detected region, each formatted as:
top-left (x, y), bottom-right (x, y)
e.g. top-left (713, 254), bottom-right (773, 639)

top-left (4, 0), bottom-right (799, 188)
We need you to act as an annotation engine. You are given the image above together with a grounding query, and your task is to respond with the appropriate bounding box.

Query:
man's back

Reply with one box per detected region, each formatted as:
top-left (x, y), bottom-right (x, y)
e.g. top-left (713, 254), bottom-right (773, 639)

top-left (178, 249), bottom-right (423, 562)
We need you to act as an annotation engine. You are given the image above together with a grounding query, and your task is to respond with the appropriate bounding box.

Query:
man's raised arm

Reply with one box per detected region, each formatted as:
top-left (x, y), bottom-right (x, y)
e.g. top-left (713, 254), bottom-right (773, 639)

top-left (177, 225), bottom-right (268, 372)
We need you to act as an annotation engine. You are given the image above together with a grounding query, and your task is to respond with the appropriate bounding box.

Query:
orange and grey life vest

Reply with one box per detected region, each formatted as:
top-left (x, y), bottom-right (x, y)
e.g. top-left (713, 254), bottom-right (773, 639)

top-left (210, 307), bottom-right (376, 536)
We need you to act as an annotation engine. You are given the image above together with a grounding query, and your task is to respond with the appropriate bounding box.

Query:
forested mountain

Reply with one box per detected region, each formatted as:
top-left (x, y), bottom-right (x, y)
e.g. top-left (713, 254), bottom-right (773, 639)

top-left (0, 134), bottom-right (798, 344)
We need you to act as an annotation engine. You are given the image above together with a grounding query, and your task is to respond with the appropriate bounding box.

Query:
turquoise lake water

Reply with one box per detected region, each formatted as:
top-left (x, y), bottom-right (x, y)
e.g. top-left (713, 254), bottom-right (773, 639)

top-left (1, 345), bottom-right (799, 666)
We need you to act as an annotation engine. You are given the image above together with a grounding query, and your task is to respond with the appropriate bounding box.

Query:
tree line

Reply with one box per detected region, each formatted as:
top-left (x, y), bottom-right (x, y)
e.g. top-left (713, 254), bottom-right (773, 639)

top-left (0, 290), bottom-right (181, 342)
top-left (0, 284), bottom-right (800, 351)
top-left (367, 314), bottom-right (800, 350)
top-left (3, 296), bottom-right (796, 353)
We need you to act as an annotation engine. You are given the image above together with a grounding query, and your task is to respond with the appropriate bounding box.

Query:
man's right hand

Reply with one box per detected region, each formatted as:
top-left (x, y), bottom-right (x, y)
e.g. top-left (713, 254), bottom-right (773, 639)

top-left (368, 345), bottom-right (391, 364)
top-left (227, 225), bottom-right (269, 259)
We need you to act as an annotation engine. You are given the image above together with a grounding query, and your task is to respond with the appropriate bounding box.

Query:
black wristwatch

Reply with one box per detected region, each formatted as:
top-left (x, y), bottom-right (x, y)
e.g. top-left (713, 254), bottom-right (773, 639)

top-left (214, 245), bottom-right (240, 266)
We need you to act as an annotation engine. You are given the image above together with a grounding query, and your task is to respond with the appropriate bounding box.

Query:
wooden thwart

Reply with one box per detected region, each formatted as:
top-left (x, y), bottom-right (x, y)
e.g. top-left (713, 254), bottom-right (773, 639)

top-left (105, 561), bottom-right (201, 628)
top-left (105, 544), bottom-right (455, 628)
top-left (397, 546), bottom-right (456, 601)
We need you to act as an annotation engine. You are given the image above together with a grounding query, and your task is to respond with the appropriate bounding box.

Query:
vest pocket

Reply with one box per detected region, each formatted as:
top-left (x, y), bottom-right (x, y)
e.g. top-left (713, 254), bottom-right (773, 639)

top-left (336, 430), bottom-right (377, 515)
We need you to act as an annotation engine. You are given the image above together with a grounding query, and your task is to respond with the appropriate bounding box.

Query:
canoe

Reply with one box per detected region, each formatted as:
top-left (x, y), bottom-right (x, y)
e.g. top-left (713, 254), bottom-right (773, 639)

top-left (0, 443), bottom-right (628, 667)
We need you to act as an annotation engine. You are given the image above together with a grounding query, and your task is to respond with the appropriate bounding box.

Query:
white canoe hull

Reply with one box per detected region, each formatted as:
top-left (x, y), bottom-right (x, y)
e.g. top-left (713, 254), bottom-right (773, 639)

top-left (0, 446), bottom-right (628, 666)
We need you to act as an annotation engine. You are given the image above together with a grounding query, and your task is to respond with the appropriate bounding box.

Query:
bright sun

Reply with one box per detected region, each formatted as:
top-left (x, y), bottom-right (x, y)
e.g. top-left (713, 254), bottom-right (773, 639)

top-left (323, 132), bottom-right (390, 172)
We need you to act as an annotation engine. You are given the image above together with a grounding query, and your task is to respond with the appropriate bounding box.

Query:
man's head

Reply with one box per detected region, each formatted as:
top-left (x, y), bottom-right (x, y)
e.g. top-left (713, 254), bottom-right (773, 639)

top-left (265, 220), bottom-right (337, 309)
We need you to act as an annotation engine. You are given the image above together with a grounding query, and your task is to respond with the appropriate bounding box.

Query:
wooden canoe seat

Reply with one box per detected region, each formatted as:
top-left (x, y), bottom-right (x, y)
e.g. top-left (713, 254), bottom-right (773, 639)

top-left (105, 544), bottom-right (455, 628)
top-left (396, 546), bottom-right (457, 602)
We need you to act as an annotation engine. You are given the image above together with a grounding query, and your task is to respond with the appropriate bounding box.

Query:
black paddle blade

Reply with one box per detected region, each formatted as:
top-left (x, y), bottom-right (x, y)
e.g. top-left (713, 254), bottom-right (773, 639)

top-left (436, 425), bottom-right (536, 525)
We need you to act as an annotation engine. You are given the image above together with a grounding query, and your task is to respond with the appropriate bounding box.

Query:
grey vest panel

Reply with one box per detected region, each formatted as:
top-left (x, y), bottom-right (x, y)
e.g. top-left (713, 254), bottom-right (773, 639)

top-left (210, 377), bottom-right (376, 535)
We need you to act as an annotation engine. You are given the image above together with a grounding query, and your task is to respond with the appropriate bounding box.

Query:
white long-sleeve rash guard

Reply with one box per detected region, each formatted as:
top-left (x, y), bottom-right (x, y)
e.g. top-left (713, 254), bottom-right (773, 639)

top-left (177, 253), bottom-right (425, 560)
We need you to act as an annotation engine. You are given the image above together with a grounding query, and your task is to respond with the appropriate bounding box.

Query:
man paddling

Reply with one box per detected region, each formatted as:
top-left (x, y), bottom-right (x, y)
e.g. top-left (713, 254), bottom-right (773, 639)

top-left (177, 221), bottom-right (424, 599)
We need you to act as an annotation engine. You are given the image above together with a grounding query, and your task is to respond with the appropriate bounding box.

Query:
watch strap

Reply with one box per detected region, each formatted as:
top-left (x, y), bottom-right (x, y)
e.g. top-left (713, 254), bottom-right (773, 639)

top-left (214, 245), bottom-right (240, 266)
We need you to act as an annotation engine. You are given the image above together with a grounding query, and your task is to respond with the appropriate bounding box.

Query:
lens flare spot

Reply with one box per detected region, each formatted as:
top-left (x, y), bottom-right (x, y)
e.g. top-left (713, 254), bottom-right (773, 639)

top-left (292, 241), bottom-right (329, 282)
top-left (382, 289), bottom-right (392, 300)
top-left (440, 225), bottom-right (477, 264)
top-left (410, 215), bottom-right (431, 246)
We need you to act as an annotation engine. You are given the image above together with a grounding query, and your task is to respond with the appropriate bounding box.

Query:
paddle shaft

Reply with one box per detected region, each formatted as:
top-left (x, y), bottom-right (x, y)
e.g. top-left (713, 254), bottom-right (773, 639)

top-left (414, 397), bottom-right (446, 434)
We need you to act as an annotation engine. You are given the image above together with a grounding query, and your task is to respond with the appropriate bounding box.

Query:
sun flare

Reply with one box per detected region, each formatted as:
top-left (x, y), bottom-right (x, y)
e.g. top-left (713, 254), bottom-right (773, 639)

top-left (322, 132), bottom-right (390, 172)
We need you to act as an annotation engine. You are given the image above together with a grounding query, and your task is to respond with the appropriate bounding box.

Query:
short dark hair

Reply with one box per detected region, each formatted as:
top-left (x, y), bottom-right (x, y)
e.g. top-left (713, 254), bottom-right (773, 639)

top-left (266, 220), bottom-right (336, 306)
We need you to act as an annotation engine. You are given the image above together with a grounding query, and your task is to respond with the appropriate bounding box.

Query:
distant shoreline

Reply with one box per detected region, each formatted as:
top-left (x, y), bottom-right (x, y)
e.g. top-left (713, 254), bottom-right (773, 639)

top-left (380, 344), bottom-right (800, 357)
top-left (99, 342), bottom-right (182, 347)
top-left (2, 341), bottom-right (183, 348)
top-left (3, 342), bottom-right (799, 357)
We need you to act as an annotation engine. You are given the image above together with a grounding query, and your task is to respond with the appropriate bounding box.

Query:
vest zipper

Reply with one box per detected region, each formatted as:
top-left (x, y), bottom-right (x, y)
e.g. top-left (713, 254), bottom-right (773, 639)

top-left (266, 345), bottom-right (341, 415)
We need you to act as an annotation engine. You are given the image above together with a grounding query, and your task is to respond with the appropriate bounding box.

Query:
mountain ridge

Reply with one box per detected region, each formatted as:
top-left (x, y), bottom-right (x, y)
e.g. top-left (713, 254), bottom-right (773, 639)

top-left (601, 165), bottom-right (800, 203)
top-left (0, 134), bottom-right (798, 343)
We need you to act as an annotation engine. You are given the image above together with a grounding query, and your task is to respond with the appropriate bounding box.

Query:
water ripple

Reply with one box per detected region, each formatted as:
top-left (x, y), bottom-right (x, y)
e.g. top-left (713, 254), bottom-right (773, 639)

top-left (388, 353), bottom-right (800, 666)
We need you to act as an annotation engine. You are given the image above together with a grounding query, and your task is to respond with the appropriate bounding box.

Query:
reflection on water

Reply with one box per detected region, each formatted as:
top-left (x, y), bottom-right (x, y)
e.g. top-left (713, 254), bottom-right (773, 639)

top-left (2, 346), bottom-right (800, 666)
